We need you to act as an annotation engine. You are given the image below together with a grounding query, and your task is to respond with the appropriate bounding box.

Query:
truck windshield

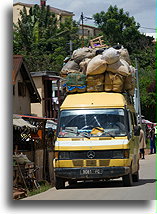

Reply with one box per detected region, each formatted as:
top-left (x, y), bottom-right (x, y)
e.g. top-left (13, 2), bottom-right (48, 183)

top-left (57, 109), bottom-right (127, 138)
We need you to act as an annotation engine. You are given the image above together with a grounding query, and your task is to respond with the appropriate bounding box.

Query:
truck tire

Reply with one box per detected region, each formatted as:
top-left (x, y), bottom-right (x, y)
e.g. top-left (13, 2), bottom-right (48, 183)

top-left (55, 177), bottom-right (65, 190)
top-left (122, 173), bottom-right (133, 187)
top-left (132, 171), bottom-right (139, 182)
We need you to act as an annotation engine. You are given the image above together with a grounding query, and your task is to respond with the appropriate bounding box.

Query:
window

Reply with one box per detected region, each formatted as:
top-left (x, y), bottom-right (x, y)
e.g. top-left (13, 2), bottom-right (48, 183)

top-left (13, 85), bottom-right (15, 95)
top-left (18, 82), bottom-right (26, 97)
top-left (58, 108), bottom-right (127, 138)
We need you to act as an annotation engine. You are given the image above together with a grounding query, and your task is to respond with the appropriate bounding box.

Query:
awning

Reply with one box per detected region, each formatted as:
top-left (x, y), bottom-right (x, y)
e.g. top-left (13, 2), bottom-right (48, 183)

top-left (13, 114), bottom-right (37, 131)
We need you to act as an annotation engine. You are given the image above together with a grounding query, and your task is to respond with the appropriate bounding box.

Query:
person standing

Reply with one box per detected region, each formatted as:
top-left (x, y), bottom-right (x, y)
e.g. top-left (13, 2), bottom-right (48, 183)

top-left (150, 124), bottom-right (156, 154)
top-left (139, 127), bottom-right (146, 159)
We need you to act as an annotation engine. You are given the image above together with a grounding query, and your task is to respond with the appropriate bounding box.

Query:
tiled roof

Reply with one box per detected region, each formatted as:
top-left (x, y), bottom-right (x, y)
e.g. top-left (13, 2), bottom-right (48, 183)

top-left (13, 2), bottom-right (74, 16)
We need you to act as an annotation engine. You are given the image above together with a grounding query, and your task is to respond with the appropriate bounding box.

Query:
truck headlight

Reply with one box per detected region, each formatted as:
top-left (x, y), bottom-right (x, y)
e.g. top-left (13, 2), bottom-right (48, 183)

top-left (112, 150), bottom-right (124, 159)
top-left (59, 151), bottom-right (70, 160)
top-left (112, 150), bottom-right (129, 159)
top-left (123, 149), bottom-right (130, 158)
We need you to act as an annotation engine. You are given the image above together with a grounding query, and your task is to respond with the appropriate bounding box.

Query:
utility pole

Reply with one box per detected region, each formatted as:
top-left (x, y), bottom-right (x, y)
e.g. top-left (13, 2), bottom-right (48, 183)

top-left (69, 40), bottom-right (73, 56)
top-left (80, 12), bottom-right (84, 47)
top-left (135, 58), bottom-right (142, 126)
top-left (80, 12), bottom-right (93, 48)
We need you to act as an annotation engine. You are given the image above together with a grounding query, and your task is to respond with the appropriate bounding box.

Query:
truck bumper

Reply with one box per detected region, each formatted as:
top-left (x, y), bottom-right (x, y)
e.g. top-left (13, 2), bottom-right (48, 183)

top-left (54, 167), bottom-right (130, 180)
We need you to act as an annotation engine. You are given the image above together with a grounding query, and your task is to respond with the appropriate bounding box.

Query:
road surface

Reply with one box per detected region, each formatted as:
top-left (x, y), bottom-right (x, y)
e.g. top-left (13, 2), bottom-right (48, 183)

top-left (23, 154), bottom-right (156, 200)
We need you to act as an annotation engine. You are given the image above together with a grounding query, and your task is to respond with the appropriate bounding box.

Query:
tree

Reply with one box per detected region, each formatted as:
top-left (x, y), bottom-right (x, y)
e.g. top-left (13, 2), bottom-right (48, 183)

top-left (93, 5), bottom-right (153, 53)
top-left (93, 5), bottom-right (156, 121)
top-left (13, 4), bottom-right (81, 73)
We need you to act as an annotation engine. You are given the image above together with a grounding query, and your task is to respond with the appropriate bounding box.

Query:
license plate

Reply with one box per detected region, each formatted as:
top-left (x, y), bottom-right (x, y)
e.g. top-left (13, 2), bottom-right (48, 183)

top-left (80, 169), bottom-right (103, 175)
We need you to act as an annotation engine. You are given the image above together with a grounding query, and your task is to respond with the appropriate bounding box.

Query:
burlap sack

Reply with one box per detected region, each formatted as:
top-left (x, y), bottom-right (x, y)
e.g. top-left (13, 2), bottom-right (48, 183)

top-left (129, 65), bottom-right (136, 74)
top-left (119, 48), bottom-right (131, 65)
top-left (124, 73), bottom-right (136, 96)
top-left (87, 74), bottom-right (104, 92)
top-left (61, 60), bottom-right (80, 75)
top-left (86, 55), bottom-right (107, 76)
top-left (71, 47), bottom-right (96, 63)
top-left (104, 71), bottom-right (124, 92)
top-left (79, 58), bottom-right (91, 74)
top-left (101, 47), bottom-right (120, 64)
top-left (106, 59), bottom-right (130, 76)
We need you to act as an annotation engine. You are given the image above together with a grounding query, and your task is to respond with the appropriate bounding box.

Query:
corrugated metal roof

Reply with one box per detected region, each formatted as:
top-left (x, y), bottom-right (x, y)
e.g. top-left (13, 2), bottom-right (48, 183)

top-left (13, 2), bottom-right (74, 16)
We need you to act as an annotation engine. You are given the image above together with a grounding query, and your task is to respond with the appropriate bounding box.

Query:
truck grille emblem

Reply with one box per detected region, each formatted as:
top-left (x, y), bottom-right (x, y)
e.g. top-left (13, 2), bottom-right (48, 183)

top-left (87, 151), bottom-right (95, 159)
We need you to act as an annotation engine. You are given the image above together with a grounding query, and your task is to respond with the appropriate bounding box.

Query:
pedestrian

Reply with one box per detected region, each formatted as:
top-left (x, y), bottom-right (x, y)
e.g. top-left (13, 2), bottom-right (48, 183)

top-left (139, 127), bottom-right (146, 159)
top-left (150, 124), bottom-right (156, 154)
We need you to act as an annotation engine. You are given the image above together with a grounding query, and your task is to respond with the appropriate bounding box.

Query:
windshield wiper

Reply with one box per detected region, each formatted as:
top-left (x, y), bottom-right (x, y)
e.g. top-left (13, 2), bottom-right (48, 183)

top-left (94, 127), bottom-right (115, 138)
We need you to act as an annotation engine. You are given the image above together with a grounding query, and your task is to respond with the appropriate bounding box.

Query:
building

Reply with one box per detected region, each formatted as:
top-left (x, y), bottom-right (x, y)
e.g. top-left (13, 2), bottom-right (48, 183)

top-left (13, 0), bottom-right (74, 24)
top-left (31, 71), bottom-right (64, 119)
top-left (13, 55), bottom-right (41, 115)
top-left (79, 24), bottom-right (102, 39)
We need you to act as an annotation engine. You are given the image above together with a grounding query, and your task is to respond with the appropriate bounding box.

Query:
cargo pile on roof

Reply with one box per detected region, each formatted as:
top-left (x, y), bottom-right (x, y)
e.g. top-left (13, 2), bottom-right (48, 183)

top-left (60, 37), bottom-right (136, 96)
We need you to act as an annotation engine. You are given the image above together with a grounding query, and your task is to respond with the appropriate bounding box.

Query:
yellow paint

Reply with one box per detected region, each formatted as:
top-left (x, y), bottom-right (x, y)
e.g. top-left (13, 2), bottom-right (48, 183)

top-left (54, 92), bottom-right (139, 179)
top-left (55, 159), bottom-right (132, 168)
top-left (61, 92), bottom-right (127, 109)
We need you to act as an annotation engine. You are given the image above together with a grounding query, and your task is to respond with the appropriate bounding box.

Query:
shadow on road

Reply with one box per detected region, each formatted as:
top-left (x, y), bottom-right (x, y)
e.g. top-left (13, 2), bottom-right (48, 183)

top-left (65, 178), bottom-right (156, 190)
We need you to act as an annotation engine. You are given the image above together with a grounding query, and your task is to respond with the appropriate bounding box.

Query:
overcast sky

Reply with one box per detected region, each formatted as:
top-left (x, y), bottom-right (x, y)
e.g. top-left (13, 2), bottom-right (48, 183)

top-left (13, 0), bottom-right (156, 33)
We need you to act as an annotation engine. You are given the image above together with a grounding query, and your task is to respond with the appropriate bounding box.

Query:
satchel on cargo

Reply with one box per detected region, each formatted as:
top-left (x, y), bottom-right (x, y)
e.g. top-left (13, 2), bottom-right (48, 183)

top-left (104, 72), bottom-right (124, 92)
top-left (124, 73), bottom-right (136, 96)
top-left (101, 47), bottom-right (120, 64)
top-left (79, 58), bottom-right (91, 74)
top-left (66, 73), bottom-right (86, 93)
top-left (61, 59), bottom-right (80, 75)
top-left (87, 74), bottom-right (104, 92)
top-left (119, 48), bottom-right (131, 65)
top-left (86, 55), bottom-right (107, 76)
top-left (106, 59), bottom-right (130, 76)
top-left (71, 47), bottom-right (96, 63)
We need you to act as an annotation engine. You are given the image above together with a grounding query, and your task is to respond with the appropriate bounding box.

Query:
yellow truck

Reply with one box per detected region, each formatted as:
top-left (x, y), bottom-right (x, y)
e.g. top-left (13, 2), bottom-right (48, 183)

top-left (53, 92), bottom-right (140, 189)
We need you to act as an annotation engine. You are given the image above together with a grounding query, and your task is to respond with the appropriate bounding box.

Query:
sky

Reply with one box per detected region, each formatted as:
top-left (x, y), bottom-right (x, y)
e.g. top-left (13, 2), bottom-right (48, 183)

top-left (13, 0), bottom-right (156, 34)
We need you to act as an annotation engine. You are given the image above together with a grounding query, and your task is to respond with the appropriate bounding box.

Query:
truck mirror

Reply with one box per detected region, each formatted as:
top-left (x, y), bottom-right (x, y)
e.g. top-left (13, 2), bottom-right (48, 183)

top-left (134, 126), bottom-right (140, 136)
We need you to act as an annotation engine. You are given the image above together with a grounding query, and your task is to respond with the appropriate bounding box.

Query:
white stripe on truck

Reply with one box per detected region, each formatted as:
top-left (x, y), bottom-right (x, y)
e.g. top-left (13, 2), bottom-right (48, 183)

top-left (55, 139), bottom-right (128, 147)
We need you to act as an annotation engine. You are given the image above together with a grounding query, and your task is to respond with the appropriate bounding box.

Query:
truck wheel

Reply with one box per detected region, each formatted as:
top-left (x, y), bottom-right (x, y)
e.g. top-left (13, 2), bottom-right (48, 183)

top-left (122, 173), bottom-right (133, 187)
top-left (132, 171), bottom-right (139, 182)
top-left (55, 177), bottom-right (65, 190)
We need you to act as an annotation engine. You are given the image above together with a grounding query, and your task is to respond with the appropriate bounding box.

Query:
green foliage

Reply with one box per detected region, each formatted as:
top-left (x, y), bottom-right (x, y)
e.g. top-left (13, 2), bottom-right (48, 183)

top-left (93, 5), bottom-right (153, 53)
top-left (131, 43), bottom-right (156, 122)
top-left (93, 5), bottom-right (156, 121)
top-left (13, 5), bottom-right (81, 73)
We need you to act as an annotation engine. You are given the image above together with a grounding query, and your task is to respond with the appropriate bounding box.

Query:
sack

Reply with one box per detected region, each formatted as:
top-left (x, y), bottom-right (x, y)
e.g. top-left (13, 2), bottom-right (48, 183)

top-left (66, 73), bottom-right (86, 86)
top-left (104, 72), bottom-right (124, 92)
top-left (71, 47), bottom-right (96, 63)
top-left (124, 73), bottom-right (136, 96)
top-left (119, 48), bottom-right (131, 65)
top-left (86, 55), bottom-right (107, 76)
top-left (61, 60), bottom-right (80, 75)
top-left (13, 153), bottom-right (31, 164)
top-left (106, 59), bottom-right (130, 76)
top-left (79, 58), bottom-right (91, 74)
top-left (101, 47), bottom-right (120, 64)
top-left (129, 65), bottom-right (136, 74)
top-left (87, 74), bottom-right (104, 92)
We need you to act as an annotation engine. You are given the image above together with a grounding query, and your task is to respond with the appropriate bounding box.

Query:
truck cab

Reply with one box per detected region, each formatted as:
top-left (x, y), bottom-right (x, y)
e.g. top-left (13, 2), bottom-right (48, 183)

top-left (53, 92), bottom-right (140, 189)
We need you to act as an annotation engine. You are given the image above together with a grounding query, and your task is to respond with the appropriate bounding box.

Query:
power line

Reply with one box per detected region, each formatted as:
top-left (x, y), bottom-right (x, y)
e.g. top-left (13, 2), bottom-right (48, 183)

top-left (139, 26), bottom-right (156, 31)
